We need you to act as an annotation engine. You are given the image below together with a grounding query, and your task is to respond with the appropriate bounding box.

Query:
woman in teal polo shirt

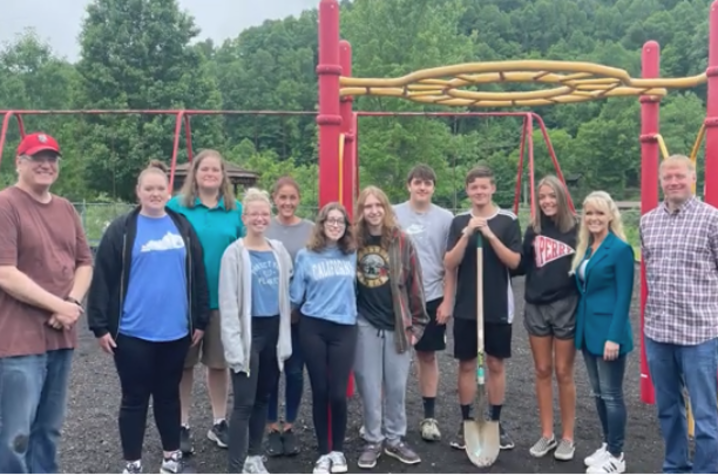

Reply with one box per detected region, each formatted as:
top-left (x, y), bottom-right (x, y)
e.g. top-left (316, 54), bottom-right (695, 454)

top-left (166, 149), bottom-right (245, 455)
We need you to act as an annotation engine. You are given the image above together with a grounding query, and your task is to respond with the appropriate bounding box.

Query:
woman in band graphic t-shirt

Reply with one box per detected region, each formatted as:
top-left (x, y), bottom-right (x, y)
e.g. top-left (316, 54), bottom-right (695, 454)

top-left (353, 186), bottom-right (429, 471)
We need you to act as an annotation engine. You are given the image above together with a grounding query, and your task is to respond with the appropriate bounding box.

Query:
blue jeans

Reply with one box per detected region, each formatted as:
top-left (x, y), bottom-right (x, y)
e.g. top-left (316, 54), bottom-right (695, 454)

top-left (582, 350), bottom-right (627, 457)
top-left (267, 323), bottom-right (304, 424)
top-left (0, 349), bottom-right (73, 473)
top-left (645, 336), bottom-right (718, 474)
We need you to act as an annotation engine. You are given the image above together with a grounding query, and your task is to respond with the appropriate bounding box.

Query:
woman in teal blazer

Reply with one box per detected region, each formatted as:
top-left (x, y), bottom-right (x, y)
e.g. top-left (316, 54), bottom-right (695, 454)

top-left (571, 191), bottom-right (634, 475)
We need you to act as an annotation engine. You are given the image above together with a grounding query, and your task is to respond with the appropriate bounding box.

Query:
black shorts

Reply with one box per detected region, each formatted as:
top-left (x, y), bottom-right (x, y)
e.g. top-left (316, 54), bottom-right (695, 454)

top-left (453, 318), bottom-right (512, 361)
top-left (524, 294), bottom-right (578, 340)
top-left (414, 298), bottom-right (446, 353)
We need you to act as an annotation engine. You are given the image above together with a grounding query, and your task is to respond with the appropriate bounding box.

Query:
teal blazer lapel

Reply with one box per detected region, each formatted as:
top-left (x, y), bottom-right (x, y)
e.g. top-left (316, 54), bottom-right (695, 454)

top-left (584, 233), bottom-right (616, 280)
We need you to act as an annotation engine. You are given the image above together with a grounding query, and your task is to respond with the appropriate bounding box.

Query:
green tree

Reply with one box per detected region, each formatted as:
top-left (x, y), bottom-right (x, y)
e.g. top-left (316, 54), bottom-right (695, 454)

top-left (74, 0), bottom-right (225, 201)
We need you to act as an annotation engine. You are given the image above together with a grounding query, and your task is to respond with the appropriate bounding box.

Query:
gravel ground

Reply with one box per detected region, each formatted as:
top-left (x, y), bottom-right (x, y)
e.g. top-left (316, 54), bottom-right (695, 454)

top-left (59, 272), bottom-right (665, 473)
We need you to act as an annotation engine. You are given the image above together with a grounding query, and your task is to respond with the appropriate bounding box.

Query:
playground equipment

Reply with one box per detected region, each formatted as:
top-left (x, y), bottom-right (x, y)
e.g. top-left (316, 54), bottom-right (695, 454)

top-left (314, 0), bottom-right (718, 464)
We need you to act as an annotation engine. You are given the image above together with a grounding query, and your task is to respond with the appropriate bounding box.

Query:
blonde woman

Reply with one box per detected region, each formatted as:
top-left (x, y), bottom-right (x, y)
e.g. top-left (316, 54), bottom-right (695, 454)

top-left (514, 176), bottom-right (579, 461)
top-left (571, 191), bottom-right (634, 475)
top-left (218, 188), bottom-right (293, 473)
top-left (167, 149), bottom-right (244, 453)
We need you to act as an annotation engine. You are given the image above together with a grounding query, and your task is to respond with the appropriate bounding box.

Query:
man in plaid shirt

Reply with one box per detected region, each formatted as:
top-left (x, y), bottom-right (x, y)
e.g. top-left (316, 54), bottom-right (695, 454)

top-left (640, 154), bottom-right (718, 474)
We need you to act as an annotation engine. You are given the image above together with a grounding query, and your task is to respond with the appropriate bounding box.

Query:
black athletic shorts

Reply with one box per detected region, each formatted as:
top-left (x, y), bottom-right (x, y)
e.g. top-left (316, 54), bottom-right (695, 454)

top-left (414, 298), bottom-right (446, 353)
top-left (453, 318), bottom-right (512, 361)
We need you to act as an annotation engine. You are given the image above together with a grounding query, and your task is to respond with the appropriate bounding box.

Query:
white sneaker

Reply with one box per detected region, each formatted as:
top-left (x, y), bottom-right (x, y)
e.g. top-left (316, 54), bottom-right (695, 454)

top-left (313, 455), bottom-right (332, 474)
top-left (328, 451), bottom-right (348, 473)
top-left (584, 443), bottom-right (609, 467)
top-left (242, 455), bottom-right (269, 474)
top-left (586, 453), bottom-right (625, 474)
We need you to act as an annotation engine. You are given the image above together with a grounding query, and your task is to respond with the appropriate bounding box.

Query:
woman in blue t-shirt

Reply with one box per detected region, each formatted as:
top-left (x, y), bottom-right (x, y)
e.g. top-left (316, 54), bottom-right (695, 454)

top-left (87, 160), bottom-right (210, 475)
top-left (166, 149), bottom-right (245, 453)
top-left (290, 202), bottom-right (358, 474)
top-left (218, 188), bottom-right (294, 474)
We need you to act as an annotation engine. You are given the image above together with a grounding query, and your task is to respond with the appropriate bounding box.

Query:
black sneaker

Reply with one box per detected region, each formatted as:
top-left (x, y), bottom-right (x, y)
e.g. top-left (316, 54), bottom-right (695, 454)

top-left (282, 428), bottom-right (300, 456)
top-left (180, 426), bottom-right (193, 455)
top-left (207, 420), bottom-right (229, 449)
top-left (266, 429), bottom-right (284, 457)
top-left (499, 423), bottom-right (515, 450)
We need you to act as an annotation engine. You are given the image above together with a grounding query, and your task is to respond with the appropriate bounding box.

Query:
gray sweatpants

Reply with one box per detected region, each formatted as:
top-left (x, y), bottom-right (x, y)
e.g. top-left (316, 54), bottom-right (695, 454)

top-left (354, 316), bottom-right (413, 445)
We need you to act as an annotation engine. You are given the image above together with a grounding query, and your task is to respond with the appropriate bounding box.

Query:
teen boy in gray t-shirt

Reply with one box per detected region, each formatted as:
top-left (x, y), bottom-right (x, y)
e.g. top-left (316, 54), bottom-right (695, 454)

top-left (393, 164), bottom-right (453, 442)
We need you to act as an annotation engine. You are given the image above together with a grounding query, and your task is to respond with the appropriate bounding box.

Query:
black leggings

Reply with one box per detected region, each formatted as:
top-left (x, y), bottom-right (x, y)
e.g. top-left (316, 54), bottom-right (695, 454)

top-left (228, 316), bottom-right (280, 472)
top-left (299, 316), bottom-right (358, 455)
top-left (113, 333), bottom-right (190, 461)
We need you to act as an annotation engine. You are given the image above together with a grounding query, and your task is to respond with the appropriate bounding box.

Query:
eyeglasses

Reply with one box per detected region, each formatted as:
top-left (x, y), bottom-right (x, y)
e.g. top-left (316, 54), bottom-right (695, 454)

top-left (324, 218), bottom-right (346, 228)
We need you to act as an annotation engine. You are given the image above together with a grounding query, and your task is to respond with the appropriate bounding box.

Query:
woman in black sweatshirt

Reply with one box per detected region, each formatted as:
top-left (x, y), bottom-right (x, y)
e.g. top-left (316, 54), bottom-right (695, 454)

top-left (515, 175), bottom-right (579, 462)
top-left (86, 160), bottom-right (210, 474)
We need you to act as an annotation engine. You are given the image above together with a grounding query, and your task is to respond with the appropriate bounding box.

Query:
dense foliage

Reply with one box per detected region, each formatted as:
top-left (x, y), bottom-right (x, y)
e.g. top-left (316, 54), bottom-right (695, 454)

top-left (0, 0), bottom-right (711, 213)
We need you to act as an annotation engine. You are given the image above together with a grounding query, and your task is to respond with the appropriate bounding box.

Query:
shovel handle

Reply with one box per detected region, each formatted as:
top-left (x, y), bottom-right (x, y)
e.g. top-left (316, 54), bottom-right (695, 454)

top-left (476, 232), bottom-right (485, 385)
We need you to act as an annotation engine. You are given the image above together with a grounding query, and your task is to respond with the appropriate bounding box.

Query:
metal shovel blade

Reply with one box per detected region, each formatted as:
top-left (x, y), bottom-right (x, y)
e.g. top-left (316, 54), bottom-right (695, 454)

top-left (464, 418), bottom-right (500, 468)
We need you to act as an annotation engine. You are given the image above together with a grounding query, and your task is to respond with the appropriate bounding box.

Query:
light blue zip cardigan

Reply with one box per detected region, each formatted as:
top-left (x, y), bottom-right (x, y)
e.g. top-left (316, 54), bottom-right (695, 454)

top-left (218, 238), bottom-right (293, 375)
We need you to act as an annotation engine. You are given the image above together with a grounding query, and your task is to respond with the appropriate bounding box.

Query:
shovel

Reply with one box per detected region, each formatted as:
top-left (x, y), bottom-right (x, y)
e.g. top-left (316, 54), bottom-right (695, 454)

top-left (464, 231), bottom-right (501, 468)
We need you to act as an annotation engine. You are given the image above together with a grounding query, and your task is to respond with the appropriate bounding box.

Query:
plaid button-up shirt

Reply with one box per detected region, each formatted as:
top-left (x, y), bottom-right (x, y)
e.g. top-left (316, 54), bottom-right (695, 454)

top-left (640, 196), bottom-right (718, 345)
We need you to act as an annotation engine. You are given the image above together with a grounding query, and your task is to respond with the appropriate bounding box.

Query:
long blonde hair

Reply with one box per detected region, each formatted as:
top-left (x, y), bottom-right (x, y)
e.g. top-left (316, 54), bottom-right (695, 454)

top-left (531, 175), bottom-right (577, 234)
top-left (570, 191), bottom-right (627, 273)
top-left (354, 186), bottom-right (398, 250)
top-left (178, 149), bottom-right (236, 210)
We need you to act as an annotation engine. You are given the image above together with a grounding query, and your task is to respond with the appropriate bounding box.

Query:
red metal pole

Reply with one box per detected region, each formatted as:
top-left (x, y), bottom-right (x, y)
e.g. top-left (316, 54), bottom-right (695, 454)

top-left (0, 112), bottom-right (27, 168)
top-left (353, 112), bottom-right (360, 198)
top-left (527, 117), bottom-right (536, 220)
top-left (704, 1), bottom-right (718, 207)
top-left (513, 117), bottom-right (527, 215)
top-left (339, 39), bottom-right (356, 402)
top-left (639, 40), bottom-right (661, 405)
top-left (317, 0), bottom-right (342, 206)
top-left (168, 111), bottom-right (186, 193)
top-left (533, 114), bottom-right (575, 212)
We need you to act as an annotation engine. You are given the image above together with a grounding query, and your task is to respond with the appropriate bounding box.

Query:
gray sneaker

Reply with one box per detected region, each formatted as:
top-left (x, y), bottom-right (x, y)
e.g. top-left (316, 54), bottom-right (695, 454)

top-left (207, 420), bottom-right (229, 449)
top-left (529, 435), bottom-right (557, 458)
top-left (357, 443), bottom-right (382, 469)
top-left (554, 439), bottom-right (575, 461)
top-left (384, 440), bottom-right (420, 465)
top-left (449, 424), bottom-right (465, 450)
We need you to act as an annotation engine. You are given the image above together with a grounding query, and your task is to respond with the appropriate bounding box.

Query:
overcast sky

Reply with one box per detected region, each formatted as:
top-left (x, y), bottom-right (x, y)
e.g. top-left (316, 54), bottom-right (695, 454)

top-left (2, 0), bottom-right (320, 61)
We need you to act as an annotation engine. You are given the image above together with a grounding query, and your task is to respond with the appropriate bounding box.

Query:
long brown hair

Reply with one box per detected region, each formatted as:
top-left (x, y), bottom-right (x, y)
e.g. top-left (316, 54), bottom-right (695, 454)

top-left (531, 175), bottom-right (577, 234)
top-left (355, 186), bottom-right (398, 250)
top-left (178, 149), bottom-right (236, 210)
top-left (307, 202), bottom-right (356, 254)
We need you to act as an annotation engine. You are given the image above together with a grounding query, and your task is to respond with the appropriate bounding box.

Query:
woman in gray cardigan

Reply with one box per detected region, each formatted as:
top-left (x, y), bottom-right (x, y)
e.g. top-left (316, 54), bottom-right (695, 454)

top-left (218, 187), bottom-right (293, 474)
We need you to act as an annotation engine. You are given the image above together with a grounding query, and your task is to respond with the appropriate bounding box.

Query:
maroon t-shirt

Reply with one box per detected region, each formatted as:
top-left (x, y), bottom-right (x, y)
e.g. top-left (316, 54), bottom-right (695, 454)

top-left (0, 186), bottom-right (93, 358)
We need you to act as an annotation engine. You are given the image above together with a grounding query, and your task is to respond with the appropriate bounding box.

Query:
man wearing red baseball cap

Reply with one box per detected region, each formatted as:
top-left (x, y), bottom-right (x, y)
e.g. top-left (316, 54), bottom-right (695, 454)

top-left (0, 132), bottom-right (93, 473)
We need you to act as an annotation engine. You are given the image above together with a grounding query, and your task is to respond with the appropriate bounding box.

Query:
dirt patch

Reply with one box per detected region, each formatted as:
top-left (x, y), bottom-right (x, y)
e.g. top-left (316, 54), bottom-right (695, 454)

top-left (60, 273), bottom-right (664, 473)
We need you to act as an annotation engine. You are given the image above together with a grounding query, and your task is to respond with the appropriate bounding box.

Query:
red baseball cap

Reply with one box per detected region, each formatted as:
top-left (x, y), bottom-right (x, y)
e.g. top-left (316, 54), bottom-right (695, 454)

top-left (17, 132), bottom-right (61, 157)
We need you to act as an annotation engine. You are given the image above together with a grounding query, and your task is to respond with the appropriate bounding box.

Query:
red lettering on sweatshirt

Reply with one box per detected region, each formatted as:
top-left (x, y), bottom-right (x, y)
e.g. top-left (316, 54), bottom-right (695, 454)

top-left (533, 235), bottom-right (575, 268)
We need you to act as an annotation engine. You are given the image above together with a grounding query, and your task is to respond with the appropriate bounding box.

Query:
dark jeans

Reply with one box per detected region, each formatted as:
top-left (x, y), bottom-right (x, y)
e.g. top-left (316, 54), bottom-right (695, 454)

top-left (582, 350), bottom-right (627, 457)
top-left (267, 322), bottom-right (303, 424)
top-left (646, 336), bottom-right (718, 474)
top-left (228, 316), bottom-right (280, 472)
top-left (113, 333), bottom-right (190, 461)
top-left (0, 349), bottom-right (73, 473)
top-left (299, 316), bottom-right (357, 455)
